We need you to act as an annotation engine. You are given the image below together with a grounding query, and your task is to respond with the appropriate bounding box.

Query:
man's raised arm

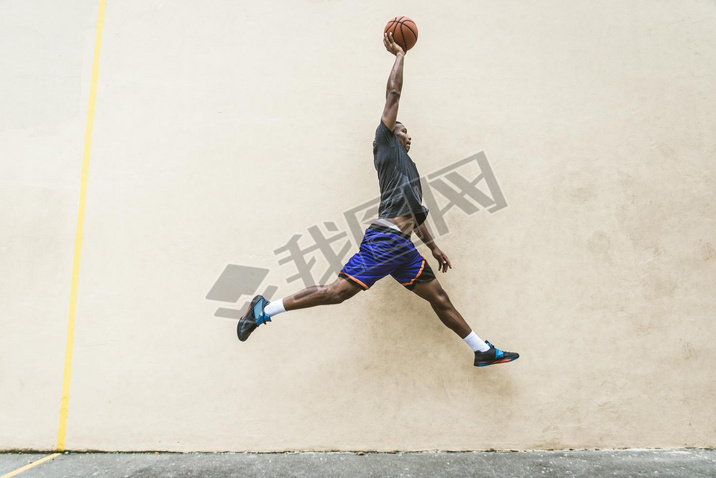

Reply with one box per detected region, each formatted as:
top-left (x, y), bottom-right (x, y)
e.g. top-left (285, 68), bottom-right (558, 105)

top-left (381, 32), bottom-right (405, 132)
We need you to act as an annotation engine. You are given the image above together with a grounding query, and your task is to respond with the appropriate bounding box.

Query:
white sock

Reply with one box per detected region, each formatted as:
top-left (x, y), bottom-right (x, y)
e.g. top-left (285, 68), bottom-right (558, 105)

top-left (264, 298), bottom-right (286, 318)
top-left (464, 331), bottom-right (490, 352)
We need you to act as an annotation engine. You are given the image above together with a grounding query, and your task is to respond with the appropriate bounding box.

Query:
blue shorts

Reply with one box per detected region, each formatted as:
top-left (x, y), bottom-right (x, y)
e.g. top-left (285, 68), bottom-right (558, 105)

top-left (338, 223), bottom-right (436, 290)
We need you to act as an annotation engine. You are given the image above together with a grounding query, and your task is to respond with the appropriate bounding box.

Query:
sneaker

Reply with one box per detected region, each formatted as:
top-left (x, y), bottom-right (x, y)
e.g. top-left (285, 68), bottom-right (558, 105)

top-left (474, 341), bottom-right (519, 367)
top-left (237, 295), bottom-right (271, 342)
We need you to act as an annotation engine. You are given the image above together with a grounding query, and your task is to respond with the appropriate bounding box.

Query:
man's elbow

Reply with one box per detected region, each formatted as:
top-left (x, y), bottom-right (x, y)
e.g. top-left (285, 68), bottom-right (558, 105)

top-left (386, 89), bottom-right (401, 101)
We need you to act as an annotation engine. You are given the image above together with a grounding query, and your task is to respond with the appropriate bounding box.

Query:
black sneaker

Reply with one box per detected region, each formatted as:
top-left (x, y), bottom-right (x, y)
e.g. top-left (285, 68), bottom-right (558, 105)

top-left (474, 341), bottom-right (519, 367)
top-left (237, 295), bottom-right (271, 342)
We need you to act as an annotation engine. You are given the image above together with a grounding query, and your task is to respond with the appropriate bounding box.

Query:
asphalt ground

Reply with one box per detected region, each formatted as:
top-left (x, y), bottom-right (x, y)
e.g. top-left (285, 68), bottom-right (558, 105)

top-left (1, 449), bottom-right (715, 478)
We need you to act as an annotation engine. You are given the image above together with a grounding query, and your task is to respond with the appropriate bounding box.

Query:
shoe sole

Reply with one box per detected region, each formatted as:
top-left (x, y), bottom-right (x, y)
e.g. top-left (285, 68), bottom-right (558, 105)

top-left (237, 295), bottom-right (263, 342)
top-left (475, 356), bottom-right (519, 367)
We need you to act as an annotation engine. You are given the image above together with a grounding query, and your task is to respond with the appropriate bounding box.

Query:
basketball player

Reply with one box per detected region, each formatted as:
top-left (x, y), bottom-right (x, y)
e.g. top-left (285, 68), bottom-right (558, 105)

top-left (238, 32), bottom-right (519, 367)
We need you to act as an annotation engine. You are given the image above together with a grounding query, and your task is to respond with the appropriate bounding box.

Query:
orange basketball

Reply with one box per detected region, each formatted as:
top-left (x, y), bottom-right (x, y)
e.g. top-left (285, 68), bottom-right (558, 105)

top-left (384, 16), bottom-right (418, 52)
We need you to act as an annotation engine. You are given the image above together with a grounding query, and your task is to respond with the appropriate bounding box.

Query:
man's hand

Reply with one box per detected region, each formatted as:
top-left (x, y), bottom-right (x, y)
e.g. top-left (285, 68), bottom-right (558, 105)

top-left (416, 223), bottom-right (451, 272)
top-left (384, 32), bottom-right (405, 56)
top-left (432, 248), bottom-right (452, 274)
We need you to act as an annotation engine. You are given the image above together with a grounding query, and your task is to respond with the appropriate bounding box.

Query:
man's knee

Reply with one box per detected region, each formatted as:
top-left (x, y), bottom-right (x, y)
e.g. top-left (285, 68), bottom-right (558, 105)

top-left (327, 281), bottom-right (358, 304)
top-left (430, 286), bottom-right (452, 309)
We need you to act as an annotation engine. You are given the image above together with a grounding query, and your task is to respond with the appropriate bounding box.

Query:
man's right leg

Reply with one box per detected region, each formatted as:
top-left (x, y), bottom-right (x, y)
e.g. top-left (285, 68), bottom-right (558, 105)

top-left (237, 277), bottom-right (362, 341)
top-left (238, 223), bottom-right (393, 342)
top-left (283, 276), bottom-right (362, 310)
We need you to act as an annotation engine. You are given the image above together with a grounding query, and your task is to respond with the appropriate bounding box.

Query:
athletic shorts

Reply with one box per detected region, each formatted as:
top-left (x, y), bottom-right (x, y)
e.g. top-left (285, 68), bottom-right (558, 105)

top-left (338, 223), bottom-right (436, 291)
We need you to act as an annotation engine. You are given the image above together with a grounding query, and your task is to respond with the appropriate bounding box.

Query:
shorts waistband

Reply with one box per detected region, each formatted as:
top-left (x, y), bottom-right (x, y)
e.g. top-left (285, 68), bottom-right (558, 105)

top-left (373, 218), bottom-right (401, 231)
top-left (368, 222), bottom-right (412, 240)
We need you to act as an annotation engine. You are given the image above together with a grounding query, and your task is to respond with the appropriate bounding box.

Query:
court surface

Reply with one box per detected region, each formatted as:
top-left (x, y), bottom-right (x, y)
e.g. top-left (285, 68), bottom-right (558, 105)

top-left (2, 449), bottom-right (715, 478)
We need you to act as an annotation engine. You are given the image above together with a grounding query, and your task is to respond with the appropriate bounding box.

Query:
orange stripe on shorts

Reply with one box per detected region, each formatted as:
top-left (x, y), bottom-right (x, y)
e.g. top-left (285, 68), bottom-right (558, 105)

top-left (401, 258), bottom-right (426, 286)
top-left (341, 272), bottom-right (370, 290)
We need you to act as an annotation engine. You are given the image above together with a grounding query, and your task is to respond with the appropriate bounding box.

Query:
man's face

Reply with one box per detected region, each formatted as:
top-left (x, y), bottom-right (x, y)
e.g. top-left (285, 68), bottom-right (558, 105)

top-left (395, 123), bottom-right (412, 153)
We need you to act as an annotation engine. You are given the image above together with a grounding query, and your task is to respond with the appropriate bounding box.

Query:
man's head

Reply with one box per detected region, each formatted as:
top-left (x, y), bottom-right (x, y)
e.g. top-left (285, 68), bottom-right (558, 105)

top-left (394, 121), bottom-right (412, 153)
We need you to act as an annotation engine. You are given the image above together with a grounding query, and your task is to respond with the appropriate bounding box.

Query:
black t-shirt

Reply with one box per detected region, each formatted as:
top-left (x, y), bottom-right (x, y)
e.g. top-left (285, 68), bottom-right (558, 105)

top-left (373, 121), bottom-right (429, 226)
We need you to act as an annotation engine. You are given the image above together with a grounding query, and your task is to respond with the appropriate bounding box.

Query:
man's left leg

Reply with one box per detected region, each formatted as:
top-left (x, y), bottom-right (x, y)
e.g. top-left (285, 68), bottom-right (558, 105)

top-left (410, 279), bottom-right (519, 367)
top-left (410, 279), bottom-right (472, 338)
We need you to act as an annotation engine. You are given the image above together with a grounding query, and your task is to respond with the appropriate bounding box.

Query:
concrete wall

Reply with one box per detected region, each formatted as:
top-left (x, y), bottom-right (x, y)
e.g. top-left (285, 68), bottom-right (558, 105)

top-left (1, 0), bottom-right (714, 451)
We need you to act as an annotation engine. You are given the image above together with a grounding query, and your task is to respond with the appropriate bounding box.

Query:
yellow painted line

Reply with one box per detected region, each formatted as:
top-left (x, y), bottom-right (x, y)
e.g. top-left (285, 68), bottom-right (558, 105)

top-left (0, 454), bottom-right (61, 478)
top-left (56, 0), bottom-right (106, 452)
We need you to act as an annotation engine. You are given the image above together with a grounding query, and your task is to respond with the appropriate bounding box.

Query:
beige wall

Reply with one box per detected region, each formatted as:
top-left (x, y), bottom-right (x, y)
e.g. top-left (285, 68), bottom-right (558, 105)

top-left (1, 0), bottom-right (714, 451)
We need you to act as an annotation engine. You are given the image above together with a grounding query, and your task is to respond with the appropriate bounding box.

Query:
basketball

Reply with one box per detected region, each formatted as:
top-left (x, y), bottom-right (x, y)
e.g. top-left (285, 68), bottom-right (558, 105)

top-left (384, 16), bottom-right (419, 52)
